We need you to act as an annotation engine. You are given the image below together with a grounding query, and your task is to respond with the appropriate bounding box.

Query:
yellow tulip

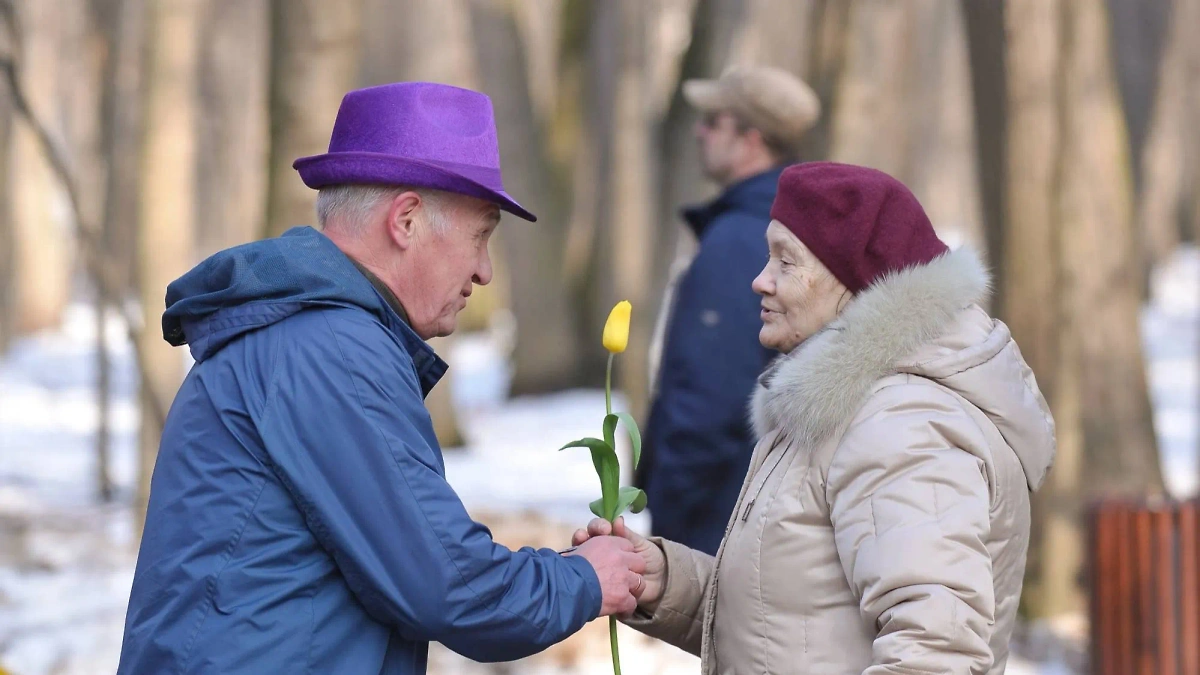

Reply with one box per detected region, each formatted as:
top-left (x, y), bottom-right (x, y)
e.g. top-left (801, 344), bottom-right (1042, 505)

top-left (602, 301), bottom-right (631, 353)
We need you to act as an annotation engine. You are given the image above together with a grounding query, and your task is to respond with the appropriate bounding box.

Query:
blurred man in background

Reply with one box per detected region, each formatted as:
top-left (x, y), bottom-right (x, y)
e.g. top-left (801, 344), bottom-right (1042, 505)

top-left (638, 66), bottom-right (820, 555)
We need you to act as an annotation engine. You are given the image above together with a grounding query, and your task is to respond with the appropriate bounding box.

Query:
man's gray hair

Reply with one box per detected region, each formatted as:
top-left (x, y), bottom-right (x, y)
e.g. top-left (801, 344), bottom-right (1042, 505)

top-left (315, 184), bottom-right (451, 234)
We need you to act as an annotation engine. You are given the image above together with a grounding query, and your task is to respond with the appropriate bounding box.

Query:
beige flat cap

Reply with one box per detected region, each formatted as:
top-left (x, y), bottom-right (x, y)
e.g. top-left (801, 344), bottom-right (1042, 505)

top-left (683, 65), bottom-right (820, 149)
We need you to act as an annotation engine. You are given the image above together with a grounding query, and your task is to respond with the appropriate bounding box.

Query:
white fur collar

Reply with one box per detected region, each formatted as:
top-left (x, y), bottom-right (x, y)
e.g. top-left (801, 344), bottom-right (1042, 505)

top-left (749, 247), bottom-right (991, 446)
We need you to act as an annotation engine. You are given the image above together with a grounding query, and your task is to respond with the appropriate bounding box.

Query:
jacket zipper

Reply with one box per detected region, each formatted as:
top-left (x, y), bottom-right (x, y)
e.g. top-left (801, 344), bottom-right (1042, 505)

top-left (740, 440), bottom-right (789, 521)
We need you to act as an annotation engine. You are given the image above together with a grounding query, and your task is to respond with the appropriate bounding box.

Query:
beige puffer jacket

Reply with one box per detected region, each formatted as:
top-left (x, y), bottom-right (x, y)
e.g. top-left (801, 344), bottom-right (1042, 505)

top-left (626, 248), bottom-right (1056, 674)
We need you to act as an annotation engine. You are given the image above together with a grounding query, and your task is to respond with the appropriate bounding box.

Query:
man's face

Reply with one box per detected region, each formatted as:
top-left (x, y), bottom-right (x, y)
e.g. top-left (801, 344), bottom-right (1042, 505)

top-left (402, 196), bottom-right (500, 339)
top-left (694, 110), bottom-right (749, 185)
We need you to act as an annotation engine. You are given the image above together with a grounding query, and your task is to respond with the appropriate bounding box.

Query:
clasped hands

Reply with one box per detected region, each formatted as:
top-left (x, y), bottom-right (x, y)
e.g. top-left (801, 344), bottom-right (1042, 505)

top-left (562, 517), bottom-right (666, 617)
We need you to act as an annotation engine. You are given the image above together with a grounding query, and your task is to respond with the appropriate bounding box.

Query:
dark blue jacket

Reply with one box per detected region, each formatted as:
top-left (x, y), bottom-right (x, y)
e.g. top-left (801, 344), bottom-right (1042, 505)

top-left (641, 168), bottom-right (781, 555)
top-left (117, 227), bottom-right (602, 674)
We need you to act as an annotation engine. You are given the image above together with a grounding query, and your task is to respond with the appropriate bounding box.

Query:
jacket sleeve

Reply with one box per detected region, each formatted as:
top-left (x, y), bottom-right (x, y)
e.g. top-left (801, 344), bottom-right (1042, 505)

top-left (621, 537), bottom-right (713, 656)
top-left (258, 312), bottom-right (602, 662)
top-left (826, 384), bottom-right (996, 675)
top-left (647, 221), bottom-right (770, 535)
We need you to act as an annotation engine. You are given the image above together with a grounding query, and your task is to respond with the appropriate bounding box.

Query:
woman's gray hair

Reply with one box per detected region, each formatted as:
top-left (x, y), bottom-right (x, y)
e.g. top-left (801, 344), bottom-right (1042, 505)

top-left (315, 184), bottom-right (451, 234)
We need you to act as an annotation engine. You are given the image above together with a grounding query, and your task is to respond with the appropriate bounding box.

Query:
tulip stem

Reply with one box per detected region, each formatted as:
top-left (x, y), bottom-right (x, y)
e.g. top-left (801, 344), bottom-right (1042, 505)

top-left (605, 353), bottom-right (614, 416)
top-left (605, 353), bottom-right (621, 675)
top-left (610, 616), bottom-right (622, 675)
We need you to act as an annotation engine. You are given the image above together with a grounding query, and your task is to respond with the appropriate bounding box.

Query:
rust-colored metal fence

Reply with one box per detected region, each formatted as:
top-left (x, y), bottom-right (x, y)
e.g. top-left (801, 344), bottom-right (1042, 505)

top-left (1089, 499), bottom-right (1200, 674)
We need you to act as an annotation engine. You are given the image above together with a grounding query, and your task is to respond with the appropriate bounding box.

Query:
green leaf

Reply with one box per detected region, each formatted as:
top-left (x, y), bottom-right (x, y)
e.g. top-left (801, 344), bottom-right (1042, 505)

top-left (560, 436), bottom-right (611, 481)
top-left (603, 415), bottom-right (619, 459)
top-left (589, 497), bottom-right (605, 519)
top-left (614, 412), bottom-right (642, 470)
top-left (613, 486), bottom-right (647, 518)
top-left (560, 437), bottom-right (620, 519)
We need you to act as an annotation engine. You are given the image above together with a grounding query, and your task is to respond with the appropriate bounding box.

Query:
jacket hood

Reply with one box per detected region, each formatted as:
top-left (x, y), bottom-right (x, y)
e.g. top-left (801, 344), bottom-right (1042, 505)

top-left (681, 165), bottom-right (784, 238)
top-left (162, 227), bottom-right (427, 365)
top-left (749, 246), bottom-right (1056, 491)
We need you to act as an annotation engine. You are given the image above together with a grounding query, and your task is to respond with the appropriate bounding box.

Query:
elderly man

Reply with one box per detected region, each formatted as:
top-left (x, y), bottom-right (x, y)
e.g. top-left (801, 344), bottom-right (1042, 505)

top-left (117, 83), bottom-right (645, 675)
top-left (638, 66), bottom-right (820, 555)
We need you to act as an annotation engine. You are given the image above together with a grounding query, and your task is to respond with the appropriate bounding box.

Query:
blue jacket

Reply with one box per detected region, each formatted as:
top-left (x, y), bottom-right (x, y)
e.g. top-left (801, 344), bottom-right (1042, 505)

top-left (640, 168), bottom-right (781, 555)
top-left (117, 227), bottom-right (602, 674)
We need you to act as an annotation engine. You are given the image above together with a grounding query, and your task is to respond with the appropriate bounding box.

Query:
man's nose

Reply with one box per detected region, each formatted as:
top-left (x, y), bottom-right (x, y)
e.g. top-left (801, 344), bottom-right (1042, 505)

top-left (473, 250), bottom-right (493, 286)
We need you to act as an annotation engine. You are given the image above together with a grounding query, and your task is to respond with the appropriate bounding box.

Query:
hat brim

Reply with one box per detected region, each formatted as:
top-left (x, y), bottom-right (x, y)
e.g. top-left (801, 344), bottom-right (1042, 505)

top-left (682, 79), bottom-right (728, 112)
top-left (293, 151), bottom-right (537, 222)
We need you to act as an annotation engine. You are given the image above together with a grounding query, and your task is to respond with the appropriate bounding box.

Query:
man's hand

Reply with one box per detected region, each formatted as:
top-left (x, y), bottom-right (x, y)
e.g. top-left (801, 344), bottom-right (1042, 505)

top-left (572, 517), bottom-right (665, 608)
top-left (565, 535), bottom-right (647, 616)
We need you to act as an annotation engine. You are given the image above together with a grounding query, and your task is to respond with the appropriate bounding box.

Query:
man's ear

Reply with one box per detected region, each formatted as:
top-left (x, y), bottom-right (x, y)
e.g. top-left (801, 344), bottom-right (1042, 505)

top-left (385, 191), bottom-right (423, 249)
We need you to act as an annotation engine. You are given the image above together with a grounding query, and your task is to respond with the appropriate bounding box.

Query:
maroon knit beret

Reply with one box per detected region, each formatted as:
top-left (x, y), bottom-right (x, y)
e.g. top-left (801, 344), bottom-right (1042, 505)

top-left (769, 162), bottom-right (948, 294)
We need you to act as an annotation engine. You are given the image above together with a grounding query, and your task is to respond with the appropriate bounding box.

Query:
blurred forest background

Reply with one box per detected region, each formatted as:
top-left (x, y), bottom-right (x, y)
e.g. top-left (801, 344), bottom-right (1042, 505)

top-left (0, 0), bottom-right (1198, 672)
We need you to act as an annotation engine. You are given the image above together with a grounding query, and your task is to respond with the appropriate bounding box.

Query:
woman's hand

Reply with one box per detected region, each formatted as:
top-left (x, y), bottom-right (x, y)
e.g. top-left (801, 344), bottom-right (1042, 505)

top-left (572, 517), bottom-right (666, 608)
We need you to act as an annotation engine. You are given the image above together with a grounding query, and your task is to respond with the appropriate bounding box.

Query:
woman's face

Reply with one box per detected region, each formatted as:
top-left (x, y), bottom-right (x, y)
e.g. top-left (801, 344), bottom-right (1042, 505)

top-left (752, 220), bottom-right (849, 353)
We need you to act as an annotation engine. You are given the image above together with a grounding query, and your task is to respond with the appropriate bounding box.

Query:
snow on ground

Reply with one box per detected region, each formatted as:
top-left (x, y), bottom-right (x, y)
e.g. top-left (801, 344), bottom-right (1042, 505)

top-left (0, 247), bottom-right (1194, 674)
top-left (1142, 245), bottom-right (1200, 498)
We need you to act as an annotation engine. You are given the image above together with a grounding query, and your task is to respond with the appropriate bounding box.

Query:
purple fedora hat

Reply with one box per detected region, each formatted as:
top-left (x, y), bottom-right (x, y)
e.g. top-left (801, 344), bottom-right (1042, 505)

top-left (293, 82), bottom-right (536, 221)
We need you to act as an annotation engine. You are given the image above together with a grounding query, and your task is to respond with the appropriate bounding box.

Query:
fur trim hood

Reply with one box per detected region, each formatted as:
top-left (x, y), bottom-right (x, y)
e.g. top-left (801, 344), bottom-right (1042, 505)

top-left (749, 246), bottom-right (1056, 491)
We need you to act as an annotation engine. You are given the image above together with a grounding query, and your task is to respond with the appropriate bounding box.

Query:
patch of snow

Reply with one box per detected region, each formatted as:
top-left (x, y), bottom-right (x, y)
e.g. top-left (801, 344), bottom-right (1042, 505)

top-left (1141, 246), bottom-right (1199, 498)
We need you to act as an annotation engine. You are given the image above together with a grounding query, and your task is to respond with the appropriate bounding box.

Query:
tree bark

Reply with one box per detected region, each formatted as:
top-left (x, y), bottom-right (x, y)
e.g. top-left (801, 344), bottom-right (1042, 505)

top-left (136, 0), bottom-right (199, 533)
top-left (0, 49), bottom-right (12, 353)
top-left (1001, 0), bottom-right (1165, 619)
top-left (263, 0), bottom-right (363, 239)
top-left (89, 0), bottom-right (124, 504)
top-left (1061, 0), bottom-right (1162, 500)
top-left (1135, 0), bottom-right (1194, 270)
top-left (196, 0), bottom-right (269, 255)
top-left (1002, 0), bottom-right (1070, 619)
top-left (1105, 0), bottom-right (1171, 193)
top-left (960, 0), bottom-right (1008, 297)
top-left (98, 0), bottom-right (144, 293)
top-left (468, 0), bottom-right (583, 394)
top-left (11, 0), bottom-right (72, 335)
top-left (611, 0), bottom-right (657, 421)
top-left (360, 0), bottom-right (476, 90)
top-left (831, 0), bottom-right (983, 252)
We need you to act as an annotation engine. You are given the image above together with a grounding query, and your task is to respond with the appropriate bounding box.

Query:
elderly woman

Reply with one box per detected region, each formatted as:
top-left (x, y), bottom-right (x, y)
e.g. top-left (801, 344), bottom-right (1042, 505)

top-left (575, 162), bottom-right (1056, 674)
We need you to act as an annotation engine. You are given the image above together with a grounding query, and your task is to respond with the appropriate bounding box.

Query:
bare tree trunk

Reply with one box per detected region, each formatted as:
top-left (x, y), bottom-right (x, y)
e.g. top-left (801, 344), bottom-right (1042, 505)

top-left (136, 0), bottom-right (199, 533)
top-left (98, 0), bottom-right (143, 293)
top-left (796, 0), bottom-right (853, 164)
top-left (905, 0), bottom-right (984, 252)
top-left (196, 0), bottom-right (268, 255)
top-left (86, 0), bottom-right (114, 503)
top-left (1002, 0), bottom-right (1070, 619)
top-left (95, 293), bottom-right (113, 500)
top-left (830, 0), bottom-right (913, 173)
top-left (611, 0), bottom-right (657, 421)
top-left (1135, 0), bottom-right (1194, 270)
top-left (961, 0), bottom-right (1008, 296)
top-left (1062, 0), bottom-right (1162, 499)
top-left (1190, 0), bottom-right (1200, 248)
top-left (1003, 0), bottom-right (1164, 620)
top-left (263, 0), bottom-right (362, 239)
top-left (831, 0), bottom-right (983, 251)
top-left (731, 0), bottom-right (818, 73)
top-left (361, 0), bottom-right (476, 90)
top-left (0, 58), bottom-right (13, 353)
top-left (11, 0), bottom-right (72, 335)
top-left (1106, 0), bottom-right (1171, 193)
top-left (468, 0), bottom-right (583, 394)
